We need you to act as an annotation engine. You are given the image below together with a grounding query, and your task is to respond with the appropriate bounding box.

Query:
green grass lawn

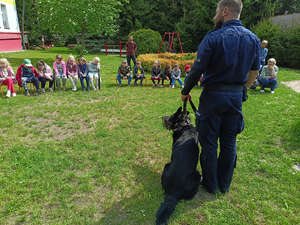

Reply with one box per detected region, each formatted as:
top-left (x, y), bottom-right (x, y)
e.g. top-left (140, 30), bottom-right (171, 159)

top-left (0, 48), bottom-right (299, 225)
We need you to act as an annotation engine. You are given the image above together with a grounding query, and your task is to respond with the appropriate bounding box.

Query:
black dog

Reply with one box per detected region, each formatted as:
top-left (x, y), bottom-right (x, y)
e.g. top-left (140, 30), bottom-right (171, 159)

top-left (156, 105), bottom-right (201, 225)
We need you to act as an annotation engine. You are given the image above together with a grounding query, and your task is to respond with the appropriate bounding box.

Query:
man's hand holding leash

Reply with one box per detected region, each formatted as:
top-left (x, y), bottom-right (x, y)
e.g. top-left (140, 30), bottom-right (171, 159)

top-left (181, 94), bottom-right (192, 102)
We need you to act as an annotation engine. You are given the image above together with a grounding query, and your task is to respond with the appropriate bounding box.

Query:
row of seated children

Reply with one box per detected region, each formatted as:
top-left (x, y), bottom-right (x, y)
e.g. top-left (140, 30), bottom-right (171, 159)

top-left (116, 60), bottom-right (193, 88)
top-left (52, 55), bottom-right (101, 92)
top-left (0, 55), bottom-right (101, 97)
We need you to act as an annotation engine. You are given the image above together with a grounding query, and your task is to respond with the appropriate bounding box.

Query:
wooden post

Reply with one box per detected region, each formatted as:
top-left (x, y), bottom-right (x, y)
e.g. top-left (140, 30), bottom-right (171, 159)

top-left (21, 0), bottom-right (25, 50)
top-left (169, 32), bottom-right (175, 53)
top-left (158, 32), bottom-right (167, 53)
top-left (177, 32), bottom-right (184, 54)
top-left (120, 41), bottom-right (122, 57)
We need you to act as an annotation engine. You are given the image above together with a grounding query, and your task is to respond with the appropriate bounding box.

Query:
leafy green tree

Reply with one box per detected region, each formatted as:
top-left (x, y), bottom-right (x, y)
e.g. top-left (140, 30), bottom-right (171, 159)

top-left (35, 0), bottom-right (124, 50)
top-left (275, 0), bottom-right (300, 15)
top-left (15, 0), bottom-right (42, 45)
top-left (176, 0), bottom-right (218, 52)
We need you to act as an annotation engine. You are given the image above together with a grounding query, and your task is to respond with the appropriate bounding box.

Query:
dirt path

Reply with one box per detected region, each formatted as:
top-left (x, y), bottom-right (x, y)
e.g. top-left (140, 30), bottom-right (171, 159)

top-left (282, 81), bottom-right (300, 93)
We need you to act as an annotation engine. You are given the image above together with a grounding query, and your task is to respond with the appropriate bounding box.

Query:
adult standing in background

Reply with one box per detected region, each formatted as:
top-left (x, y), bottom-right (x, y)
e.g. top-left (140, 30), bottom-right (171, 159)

top-left (260, 40), bottom-right (268, 71)
top-left (181, 0), bottom-right (260, 194)
top-left (126, 35), bottom-right (137, 69)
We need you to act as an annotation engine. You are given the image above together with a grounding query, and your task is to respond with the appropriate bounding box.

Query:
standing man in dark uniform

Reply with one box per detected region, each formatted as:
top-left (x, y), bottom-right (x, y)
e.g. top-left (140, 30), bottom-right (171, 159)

top-left (181, 0), bottom-right (260, 194)
top-left (126, 35), bottom-right (137, 70)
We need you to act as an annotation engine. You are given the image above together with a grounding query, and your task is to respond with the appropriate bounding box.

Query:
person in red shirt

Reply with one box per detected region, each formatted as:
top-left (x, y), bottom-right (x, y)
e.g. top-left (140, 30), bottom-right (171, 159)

top-left (126, 35), bottom-right (137, 69)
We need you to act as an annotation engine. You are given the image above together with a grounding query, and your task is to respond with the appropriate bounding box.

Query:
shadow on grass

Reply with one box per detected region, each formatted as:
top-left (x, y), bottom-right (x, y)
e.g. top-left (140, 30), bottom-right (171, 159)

top-left (282, 120), bottom-right (300, 152)
top-left (97, 165), bottom-right (215, 225)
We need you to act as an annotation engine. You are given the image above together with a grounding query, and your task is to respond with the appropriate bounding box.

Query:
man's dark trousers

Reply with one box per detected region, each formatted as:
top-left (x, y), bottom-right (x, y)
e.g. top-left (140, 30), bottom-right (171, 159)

top-left (196, 90), bottom-right (244, 193)
top-left (127, 55), bottom-right (136, 69)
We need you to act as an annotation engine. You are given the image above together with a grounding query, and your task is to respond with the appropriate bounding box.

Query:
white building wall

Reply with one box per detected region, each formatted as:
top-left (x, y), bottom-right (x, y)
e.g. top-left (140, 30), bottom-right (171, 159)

top-left (0, 0), bottom-right (20, 33)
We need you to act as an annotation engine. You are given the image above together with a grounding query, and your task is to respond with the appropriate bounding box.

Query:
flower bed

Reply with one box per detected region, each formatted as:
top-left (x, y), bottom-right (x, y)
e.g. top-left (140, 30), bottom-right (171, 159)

top-left (137, 53), bottom-right (196, 72)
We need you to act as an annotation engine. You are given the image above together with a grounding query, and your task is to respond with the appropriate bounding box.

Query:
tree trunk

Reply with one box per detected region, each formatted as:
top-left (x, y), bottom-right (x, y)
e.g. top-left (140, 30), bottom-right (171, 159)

top-left (21, 0), bottom-right (25, 49)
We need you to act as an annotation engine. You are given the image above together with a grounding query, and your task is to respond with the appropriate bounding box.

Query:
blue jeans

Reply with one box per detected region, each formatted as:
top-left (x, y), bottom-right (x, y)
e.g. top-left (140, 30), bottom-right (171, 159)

top-left (39, 77), bottom-right (54, 89)
top-left (79, 75), bottom-right (90, 90)
top-left (197, 90), bottom-right (244, 193)
top-left (126, 55), bottom-right (136, 69)
top-left (117, 74), bottom-right (132, 86)
top-left (172, 77), bottom-right (183, 87)
top-left (22, 76), bottom-right (39, 91)
top-left (133, 75), bottom-right (144, 86)
top-left (258, 78), bottom-right (277, 91)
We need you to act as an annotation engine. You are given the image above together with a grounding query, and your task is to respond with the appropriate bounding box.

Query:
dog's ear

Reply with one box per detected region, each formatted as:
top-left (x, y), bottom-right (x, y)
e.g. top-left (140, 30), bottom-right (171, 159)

top-left (162, 116), bottom-right (171, 130)
top-left (175, 107), bottom-right (182, 115)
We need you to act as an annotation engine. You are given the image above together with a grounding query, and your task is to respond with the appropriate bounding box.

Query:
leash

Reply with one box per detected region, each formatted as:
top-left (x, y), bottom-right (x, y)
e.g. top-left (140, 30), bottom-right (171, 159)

top-left (183, 99), bottom-right (197, 114)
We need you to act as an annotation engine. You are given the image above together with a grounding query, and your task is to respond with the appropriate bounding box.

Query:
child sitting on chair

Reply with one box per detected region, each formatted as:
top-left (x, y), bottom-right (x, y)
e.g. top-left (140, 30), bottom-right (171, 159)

top-left (133, 61), bottom-right (144, 86)
top-left (161, 64), bottom-right (172, 87)
top-left (0, 58), bottom-right (16, 98)
top-left (184, 64), bottom-right (202, 86)
top-left (88, 57), bottom-right (101, 90)
top-left (151, 60), bottom-right (161, 88)
top-left (78, 57), bottom-right (89, 91)
top-left (36, 60), bottom-right (53, 93)
top-left (117, 60), bottom-right (132, 86)
top-left (16, 59), bottom-right (40, 96)
top-left (66, 55), bottom-right (78, 91)
top-left (171, 64), bottom-right (183, 88)
top-left (53, 55), bottom-right (67, 91)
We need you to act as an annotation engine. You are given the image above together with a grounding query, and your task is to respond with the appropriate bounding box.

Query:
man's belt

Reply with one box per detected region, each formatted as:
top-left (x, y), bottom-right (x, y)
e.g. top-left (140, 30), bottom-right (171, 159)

top-left (203, 84), bottom-right (243, 92)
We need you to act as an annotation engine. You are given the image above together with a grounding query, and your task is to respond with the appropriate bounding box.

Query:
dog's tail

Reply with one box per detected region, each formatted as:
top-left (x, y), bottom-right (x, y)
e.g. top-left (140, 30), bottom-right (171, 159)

top-left (156, 194), bottom-right (179, 225)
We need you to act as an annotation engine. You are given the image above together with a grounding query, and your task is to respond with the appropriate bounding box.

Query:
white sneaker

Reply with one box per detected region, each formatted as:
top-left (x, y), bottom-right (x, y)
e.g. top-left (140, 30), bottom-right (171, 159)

top-left (271, 91), bottom-right (275, 94)
top-left (172, 85), bottom-right (175, 88)
top-left (182, 85), bottom-right (184, 89)
top-left (260, 90), bottom-right (265, 93)
top-left (12, 93), bottom-right (16, 97)
top-left (6, 90), bottom-right (11, 98)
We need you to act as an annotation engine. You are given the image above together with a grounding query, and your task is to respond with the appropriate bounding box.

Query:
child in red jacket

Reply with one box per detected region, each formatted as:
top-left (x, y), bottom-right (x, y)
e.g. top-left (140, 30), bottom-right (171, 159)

top-left (0, 58), bottom-right (16, 98)
top-left (16, 59), bottom-right (40, 96)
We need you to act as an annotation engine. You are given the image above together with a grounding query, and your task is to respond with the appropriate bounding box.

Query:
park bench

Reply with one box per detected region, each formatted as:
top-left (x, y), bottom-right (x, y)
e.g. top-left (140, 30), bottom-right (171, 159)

top-left (110, 77), bottom-right (175, 87)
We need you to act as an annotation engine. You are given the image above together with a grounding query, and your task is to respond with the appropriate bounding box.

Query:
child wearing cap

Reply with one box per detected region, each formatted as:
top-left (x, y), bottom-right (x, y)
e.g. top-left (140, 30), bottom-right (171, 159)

top-left (88, 57), bottom-right (101, 90)
top-left (16, 59), bottom-right (40, 96)
top-left (0, 58), bottom-right (16, 98)
top-left (151, 60), bottom-right (161, 88)
top-left (184, 64), bottom-right (202, 86)
top-left (53, 54), bottom-right (67, 91)
top-left (133, 61), bottom-right (144, 86)
top-left (78, 57), bottom-right (89, 91)
top-left (117, 60), bottom-right (132, 86)
top-left (184, 65), bottom-right (191, 85)
top-left (171, 64), bottom-right (183, 88)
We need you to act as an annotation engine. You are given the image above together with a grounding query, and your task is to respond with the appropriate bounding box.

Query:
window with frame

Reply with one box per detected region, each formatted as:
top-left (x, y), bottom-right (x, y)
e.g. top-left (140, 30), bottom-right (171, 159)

top-left (1, 4), bottom-right (9, 29)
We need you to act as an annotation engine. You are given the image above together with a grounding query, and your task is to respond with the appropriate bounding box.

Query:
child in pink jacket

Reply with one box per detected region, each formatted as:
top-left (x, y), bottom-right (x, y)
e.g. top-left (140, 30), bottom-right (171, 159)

top-left (53, 54), bottom-right (67, 90)
top-left (0, 58), bottom-right (16, 98)
top-left (66, 55), bottom-right (78, 91)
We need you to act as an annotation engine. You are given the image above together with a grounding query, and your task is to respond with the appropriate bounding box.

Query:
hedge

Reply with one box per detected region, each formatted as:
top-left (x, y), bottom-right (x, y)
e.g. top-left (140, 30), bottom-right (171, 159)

top-left (137, 53), bottom-right (196, 73)
top-left (129, 29), bottom-right (163, 55)
top-left (252, 20), bottom-right (300, 69)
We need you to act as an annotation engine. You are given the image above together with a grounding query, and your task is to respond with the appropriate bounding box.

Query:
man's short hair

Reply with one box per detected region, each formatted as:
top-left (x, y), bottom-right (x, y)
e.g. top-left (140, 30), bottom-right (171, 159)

top-left (218, 0), bottom-right (243, 18)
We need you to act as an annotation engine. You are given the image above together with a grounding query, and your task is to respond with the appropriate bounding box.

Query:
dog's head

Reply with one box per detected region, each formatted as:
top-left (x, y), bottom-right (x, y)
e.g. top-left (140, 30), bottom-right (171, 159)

top-left (162, 107), bottom-right (191, 131)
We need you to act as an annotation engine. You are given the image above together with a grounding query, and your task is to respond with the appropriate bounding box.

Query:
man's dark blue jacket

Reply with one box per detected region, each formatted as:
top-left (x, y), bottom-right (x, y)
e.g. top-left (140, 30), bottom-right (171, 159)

top-left (182, 20), bottom-right (260, 95)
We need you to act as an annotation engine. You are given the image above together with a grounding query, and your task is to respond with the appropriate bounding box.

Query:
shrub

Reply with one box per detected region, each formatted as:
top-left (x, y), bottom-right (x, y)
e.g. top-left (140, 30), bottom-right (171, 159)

top-left (74, 45), bottom-right (88, 56)
top-left (129, 29), bottom-right (163, 56)
top-left (137, 53), bottom-right (196, 73)
top-left (252, 20), bottom-right (300, 69)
